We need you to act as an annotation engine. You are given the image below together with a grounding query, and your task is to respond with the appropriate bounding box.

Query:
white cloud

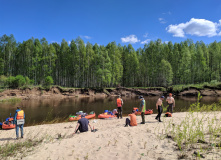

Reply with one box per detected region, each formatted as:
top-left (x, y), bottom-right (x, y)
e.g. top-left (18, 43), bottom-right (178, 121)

top-left (143, 33), bottom-right (148, 38)
top-left (166, 18), bottom-right (221, 37)
top-left (121, 35), bottom-right (140, 44)
top-left (164, 41), bottom-right (169, 44)
top-left (141, 39), bottom-right (151, 44)
top-left (159, 18), bottom-right (167, 24)
top-left (68, 41), bottom-right (71, 45)
top-left (80, 35), bottom-right (92, 39)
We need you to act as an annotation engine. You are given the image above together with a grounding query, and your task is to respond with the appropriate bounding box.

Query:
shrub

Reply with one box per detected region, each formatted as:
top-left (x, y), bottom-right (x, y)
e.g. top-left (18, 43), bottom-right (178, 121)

top-left (15, 75), bottom-right (26, 88)
top-left (44, 76), bottom-right (54, 88)
top-left (0, 75), bottom-right (7, 87)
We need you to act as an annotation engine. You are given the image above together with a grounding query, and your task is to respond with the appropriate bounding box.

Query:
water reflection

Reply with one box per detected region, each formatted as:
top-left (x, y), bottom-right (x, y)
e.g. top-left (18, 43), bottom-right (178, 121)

top-left (0, 96), bottom-right (220, 126)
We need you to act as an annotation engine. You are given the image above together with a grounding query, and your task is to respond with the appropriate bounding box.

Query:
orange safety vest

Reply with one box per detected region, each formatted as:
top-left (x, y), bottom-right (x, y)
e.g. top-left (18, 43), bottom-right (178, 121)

top-left (17, 110), bottom-right (24, 120)
top-left (117, 98), bottom-right (122, 107)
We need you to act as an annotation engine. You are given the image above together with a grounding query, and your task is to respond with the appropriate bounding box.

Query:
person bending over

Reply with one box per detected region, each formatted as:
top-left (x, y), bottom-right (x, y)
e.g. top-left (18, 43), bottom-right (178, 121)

top-left (125, 110), bottom-right (137, 127)
top-left (73, 114), bottom-right (92, 134)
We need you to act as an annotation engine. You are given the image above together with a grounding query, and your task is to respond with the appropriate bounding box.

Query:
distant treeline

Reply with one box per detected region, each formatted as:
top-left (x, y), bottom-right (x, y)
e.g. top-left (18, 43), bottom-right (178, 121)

top-left (0, 34), bottom-right (221, 88)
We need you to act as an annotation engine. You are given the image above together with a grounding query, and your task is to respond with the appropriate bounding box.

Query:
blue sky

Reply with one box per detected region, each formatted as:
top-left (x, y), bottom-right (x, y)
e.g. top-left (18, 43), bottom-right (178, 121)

top-left (0, 0), bottom-right (221, 49)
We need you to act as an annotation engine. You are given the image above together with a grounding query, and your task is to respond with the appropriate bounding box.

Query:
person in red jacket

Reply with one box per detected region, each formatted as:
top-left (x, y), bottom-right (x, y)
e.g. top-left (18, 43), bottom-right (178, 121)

top-left (116, 95), bottom-right (123, 119)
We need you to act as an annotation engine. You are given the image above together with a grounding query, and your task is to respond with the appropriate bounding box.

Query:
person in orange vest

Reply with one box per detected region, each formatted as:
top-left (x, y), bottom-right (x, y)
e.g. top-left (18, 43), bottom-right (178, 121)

top-left (116, 95), bottom-right (123, 119)
top-left (14, 107), bottom-right (25, 139)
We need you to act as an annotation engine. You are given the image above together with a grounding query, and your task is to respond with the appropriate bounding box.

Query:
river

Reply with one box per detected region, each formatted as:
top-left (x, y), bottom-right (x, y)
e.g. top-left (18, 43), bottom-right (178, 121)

top-left (0, 96), bottom-right (220, 126)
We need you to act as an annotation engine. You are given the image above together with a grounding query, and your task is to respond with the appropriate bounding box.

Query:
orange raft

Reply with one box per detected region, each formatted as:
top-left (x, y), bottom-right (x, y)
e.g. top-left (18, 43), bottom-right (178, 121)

top-left (133, 108), bottom-right (153, 115)
top-left (2, 118), bottom-right (16, 130)
top-left (69, 113), bottom-right (96, 121)
top-left (98, 114), bottom-right (116, 119)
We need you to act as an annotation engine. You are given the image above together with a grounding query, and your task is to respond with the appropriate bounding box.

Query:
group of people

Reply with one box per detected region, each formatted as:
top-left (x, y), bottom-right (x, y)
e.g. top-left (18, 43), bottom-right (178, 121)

top-left (123, 93), bottom-right (175, 126)
top-left (12, 94), bottom-right (175, 138)
top-left (73, 93), bottom-right (175, 133)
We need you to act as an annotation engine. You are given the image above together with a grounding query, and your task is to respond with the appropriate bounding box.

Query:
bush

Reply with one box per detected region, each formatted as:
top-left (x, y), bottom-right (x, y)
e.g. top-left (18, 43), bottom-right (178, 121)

top-left (5, 75), bottom-right (26, 88)
top-left (44, 76), bottom-right (53, 88)
top-left (15, 75), bottom-right (26, 87)
top-left (0, 75), bottom-right (7, 87)
top-left (5, 76), bottom-right (16, 88)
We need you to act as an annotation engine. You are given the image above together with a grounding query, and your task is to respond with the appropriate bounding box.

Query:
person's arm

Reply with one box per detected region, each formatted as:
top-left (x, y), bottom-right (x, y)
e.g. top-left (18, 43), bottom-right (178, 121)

top-left (73, 123), bottom-right (80, 134)
top-left (14, 111), bottom-right (17, 122)
top-left (121, 99), bottom-right (123, 106)
top-left (156, 100), bottom-right (159, 109)
top-left (88, 123), bottom-right (92, 131)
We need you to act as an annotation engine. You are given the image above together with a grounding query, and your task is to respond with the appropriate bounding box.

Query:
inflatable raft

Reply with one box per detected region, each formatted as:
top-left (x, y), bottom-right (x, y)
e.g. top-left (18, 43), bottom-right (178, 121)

top-left (2, 117), bottom-right (16, 130)
top-left (98, 110), bottom-right (116, 119)
top-left (69, 111), bottom-right (96, 121)
top-left (133, 108), bottom-right (153, 115)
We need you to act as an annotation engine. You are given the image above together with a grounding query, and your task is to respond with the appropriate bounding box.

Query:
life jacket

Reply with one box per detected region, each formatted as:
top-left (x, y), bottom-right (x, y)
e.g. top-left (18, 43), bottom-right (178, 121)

top-left (17, 110), bottom-right (24, 120)
top-left (165, 112), bottom-right (172, 117)
top-left (117, 98), bottom-right (122, 107)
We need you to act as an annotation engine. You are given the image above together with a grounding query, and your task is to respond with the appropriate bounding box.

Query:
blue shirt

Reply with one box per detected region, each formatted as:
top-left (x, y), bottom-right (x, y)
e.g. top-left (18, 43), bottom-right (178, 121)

top-left (78, 118), bottom-right (89, 132)
top-left (14, 109), bottom-right (25, 121)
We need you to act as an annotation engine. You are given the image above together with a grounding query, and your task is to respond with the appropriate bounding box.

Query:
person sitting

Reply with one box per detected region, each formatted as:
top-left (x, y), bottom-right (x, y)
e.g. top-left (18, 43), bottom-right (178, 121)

top-left (124, 110), bottom-right (137, 127)
top-left (73, 114), bottom-right (92, 134)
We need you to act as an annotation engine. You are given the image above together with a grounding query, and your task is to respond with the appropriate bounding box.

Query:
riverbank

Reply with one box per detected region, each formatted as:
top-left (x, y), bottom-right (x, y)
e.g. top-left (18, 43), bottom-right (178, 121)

top-left (0, 112), bottom-right (220, 160)
top-left (1, 84), bottom-right (221, 101)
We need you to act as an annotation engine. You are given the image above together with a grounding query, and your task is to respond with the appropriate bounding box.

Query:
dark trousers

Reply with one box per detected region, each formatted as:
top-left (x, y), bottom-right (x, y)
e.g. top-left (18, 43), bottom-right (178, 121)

top-left (117, 107), bottom-right (122, 119)
top-left (156, 106), bottom-right (163, 121)
top-left (75, 125), bottom-right (87, 133)
top-left (141, 112), bottom-right (145, 123)
top-left (167, 103), bottom-right (173, 113)
top-left (125, 118), bottom-right (131, 126)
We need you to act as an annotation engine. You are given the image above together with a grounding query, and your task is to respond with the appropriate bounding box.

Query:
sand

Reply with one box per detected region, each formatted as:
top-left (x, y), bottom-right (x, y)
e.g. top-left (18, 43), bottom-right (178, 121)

top-left (0, 112), bottom-right (221, 160)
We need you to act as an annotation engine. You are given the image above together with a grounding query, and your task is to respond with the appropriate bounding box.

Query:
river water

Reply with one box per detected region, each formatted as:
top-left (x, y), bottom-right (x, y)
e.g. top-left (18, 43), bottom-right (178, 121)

top-left (0, 96), bottom-right (220, 126)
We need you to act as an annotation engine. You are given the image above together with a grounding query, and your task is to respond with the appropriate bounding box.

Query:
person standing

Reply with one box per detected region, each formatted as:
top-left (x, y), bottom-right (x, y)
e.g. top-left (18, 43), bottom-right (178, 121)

top-left (155, 96), bottom-right (164, 122)
top-left (116, 95), bottom-right (123, 119)
top-left (139, 96), bottom-right (146, 124)
top-left (14, 107), bottom-right (25, 139)
top-left (166, 93), bottom-right (175, 113)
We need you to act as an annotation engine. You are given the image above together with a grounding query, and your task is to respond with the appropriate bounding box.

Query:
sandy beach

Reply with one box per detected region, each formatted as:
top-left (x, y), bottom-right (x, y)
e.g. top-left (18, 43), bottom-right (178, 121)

top-left (0, 112), bottom-right (221, 160)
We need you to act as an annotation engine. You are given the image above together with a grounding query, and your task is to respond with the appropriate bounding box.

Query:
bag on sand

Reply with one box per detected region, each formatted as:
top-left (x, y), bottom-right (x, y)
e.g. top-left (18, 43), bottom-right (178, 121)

top-left (165, 112), bottom-right (172, 117)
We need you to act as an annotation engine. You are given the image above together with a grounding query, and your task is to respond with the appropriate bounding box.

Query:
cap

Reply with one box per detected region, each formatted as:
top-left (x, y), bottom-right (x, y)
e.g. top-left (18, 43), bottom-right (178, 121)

top-left (81, 114), bottom-right (86, 118)
top-left (139, 96), bottom-right (143, 99)
top-left (161, 96), bottom-right (165, 98)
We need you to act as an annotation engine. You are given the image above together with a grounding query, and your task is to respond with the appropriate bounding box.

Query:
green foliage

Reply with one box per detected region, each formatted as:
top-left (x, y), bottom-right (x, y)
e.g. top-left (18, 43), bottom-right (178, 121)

top-left (44, 76), bottom-right (54, 88)
top-left (1, 34), bottom-right (221, 88)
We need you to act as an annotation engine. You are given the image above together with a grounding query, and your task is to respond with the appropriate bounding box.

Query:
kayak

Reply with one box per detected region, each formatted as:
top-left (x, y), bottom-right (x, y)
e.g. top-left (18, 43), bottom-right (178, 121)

top-left (69, 113), bottom-right (96, 121)
top-left (98, 114), bottom-right (116, 119)
top-left (133, 108), bottom-right (153, 115)
top-left (2, 117), bottom-right (16, 130)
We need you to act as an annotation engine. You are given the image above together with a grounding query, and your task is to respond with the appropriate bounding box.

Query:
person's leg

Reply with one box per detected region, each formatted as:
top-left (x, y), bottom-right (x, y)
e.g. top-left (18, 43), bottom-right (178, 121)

top-left (125, 118), bottom-right (130, 126)
top-left (159, 106), bottom-right (163, 122)
top-left (117, 107), bottom-right (120, 119)
top-left (167, 105), bottom-right (170, 112)
top-left (155, 106), bottom-right (160, 120)
top-left (16, 124), bottom-right (19, 138)
top-left (20, 124), bottom-right (24, 138)
top-left (170, 104), bottom-right (173, 113)
top-left (120, 107), bottom-right (122, 118)
top-left (75, 125), bottom-right (81, 133)
top-left (141, 112), bottom-right (145, 124)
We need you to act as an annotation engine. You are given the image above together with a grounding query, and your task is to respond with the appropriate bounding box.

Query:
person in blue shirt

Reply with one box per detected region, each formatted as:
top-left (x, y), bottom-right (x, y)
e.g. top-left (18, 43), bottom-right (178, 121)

top-left (73, 114), bottom-right (92, 134)
top-left (14, 107), bottom-right (25, 139)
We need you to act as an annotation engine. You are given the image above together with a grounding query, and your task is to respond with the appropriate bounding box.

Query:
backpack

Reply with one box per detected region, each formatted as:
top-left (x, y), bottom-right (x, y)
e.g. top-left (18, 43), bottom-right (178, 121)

top-left (165, 112), bottom-right (172, 117)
